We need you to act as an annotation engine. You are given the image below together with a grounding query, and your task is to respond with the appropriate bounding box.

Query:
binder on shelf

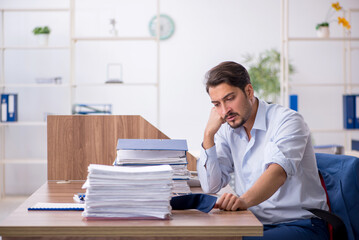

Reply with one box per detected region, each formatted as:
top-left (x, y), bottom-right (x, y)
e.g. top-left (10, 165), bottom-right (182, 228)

top-left (355, 95), bottom-right (359, 128)
top-left (72, 104), bottom-right (112, 115)
top-left (343, 95), bottom-right (356, 129)
top-left (352, 140), bottom-right (359, 151)
top-left (289, 94), bottom-right (298, 112)
top-left (313, 144), bottom-right (344, 155)
top-left (1, 93), bottom-right (18, 122)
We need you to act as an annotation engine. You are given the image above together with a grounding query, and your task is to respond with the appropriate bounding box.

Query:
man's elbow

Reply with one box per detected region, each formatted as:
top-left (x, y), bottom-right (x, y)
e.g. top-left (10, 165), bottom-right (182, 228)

top-left (277, 165), bottom-right (287, 186)
top-left (200, 181), bottom-right (222, 194)
top-left (270, 163), bottom-right (287, 187)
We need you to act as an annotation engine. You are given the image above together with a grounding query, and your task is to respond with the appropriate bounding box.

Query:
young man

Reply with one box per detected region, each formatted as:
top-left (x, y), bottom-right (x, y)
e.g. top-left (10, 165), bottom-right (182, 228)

top-left (197, 61), bottom-right (329, 240)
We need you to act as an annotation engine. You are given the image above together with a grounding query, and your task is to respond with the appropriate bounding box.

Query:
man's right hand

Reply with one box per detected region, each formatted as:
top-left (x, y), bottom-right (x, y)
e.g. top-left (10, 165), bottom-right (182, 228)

top-left (203, 107), bottom-right (225, 149)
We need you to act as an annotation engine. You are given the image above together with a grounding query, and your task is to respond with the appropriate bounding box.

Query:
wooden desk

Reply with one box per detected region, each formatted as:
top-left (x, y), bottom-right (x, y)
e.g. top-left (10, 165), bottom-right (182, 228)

top-left (0, 181), bottom-right (263, 239)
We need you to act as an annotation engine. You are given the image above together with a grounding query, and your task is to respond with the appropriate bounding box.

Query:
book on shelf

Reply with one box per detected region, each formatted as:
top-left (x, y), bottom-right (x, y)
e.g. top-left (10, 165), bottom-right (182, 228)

top-left (313, 145), bottom-right (344, 155)
top-left (72, 104), bottom-right (112, 115)
top-left (114, 139), bottom-right (191, 194)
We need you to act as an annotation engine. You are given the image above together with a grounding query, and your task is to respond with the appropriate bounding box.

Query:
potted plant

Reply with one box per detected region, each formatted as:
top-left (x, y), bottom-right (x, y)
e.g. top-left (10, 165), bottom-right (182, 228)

top-left (244, 49), bottom-right (295, 104)
top-left (316, 2), bottom-right (351, 38)
top-left (32, 26), bottom-right (51, 46)
top-left (315, 22), bottom-right (330, 38)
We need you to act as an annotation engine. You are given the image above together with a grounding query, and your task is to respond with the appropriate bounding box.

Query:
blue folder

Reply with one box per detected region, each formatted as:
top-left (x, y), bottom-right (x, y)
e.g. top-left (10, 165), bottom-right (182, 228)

top-left (343, 95), bottom-right (356, 129)
top-left (117, 139), bottom-right (188, 151)
top-left (1, 93), bottom-right (18, 122)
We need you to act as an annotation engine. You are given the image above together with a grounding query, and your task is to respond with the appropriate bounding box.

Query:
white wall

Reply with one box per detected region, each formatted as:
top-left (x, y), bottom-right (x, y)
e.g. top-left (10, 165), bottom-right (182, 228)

top-left (159, 0), bottom-right (359, 153)
top-left (159, 0), bottom-right (281, 155)
top-left (1, 0), bottom-right (359, 195)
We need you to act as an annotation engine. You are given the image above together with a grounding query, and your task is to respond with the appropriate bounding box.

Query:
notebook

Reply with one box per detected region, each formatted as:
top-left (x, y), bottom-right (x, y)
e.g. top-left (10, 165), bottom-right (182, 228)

top-left (28, 202), bottom-right (84, 211)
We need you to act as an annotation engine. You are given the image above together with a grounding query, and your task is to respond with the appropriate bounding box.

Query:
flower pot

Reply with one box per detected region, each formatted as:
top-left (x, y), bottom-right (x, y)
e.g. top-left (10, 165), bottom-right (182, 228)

top-left (316, 26), bottom-right (330, 38)
top-left (35, 34), bottom-right (49, 46)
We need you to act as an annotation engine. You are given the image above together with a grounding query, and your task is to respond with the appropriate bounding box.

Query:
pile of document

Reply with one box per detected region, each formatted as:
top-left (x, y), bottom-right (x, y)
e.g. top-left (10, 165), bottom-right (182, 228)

top-left (114, 139), bottom-right (191, 194)
top-left (82, 164), bottom-right (173, 219)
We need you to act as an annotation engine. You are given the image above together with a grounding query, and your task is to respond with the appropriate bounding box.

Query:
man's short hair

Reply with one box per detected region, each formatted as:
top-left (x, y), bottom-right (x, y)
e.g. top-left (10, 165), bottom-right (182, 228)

top-left (205, 61), bottom-right (251, 93)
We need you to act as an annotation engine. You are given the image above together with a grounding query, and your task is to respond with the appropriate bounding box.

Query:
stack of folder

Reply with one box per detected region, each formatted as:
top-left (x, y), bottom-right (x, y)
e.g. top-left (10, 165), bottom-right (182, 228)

top-left (114, 139), bottom-right (191, 194)
top-left (82, 164), bottom-right (173, 219)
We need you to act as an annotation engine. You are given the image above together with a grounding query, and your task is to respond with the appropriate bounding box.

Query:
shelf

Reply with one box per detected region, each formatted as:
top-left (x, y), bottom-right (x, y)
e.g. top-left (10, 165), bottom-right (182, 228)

top-left (73, 36), bottom-right (157, 42)
top-left (73, 82), bottom-right (158, 87)
top-left (1, 46), bottom-right (70, 50)
top-left (0, 8), bottom-right (70, 12)
top-left (311, 129), bottom-right (359, 133)
top-left (289, 83), bottom-right (359, 87)
top-left (0, 122), bottom-right (46, 126)
top-left (1, 84), bottom-right (70, 88)
top-left (287, 37), bottom-right (359, 41)
top-left (0, 159), bottom-right (47, 164)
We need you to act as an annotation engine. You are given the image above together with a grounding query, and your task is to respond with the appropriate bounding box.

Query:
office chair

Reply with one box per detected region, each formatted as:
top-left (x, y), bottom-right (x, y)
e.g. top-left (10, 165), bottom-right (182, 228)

top-left (305, 153), bottom-right (359, 240)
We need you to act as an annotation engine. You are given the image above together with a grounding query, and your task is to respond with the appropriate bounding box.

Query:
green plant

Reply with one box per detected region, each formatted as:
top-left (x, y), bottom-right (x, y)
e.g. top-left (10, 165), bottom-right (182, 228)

top-left (32, 26), bottom-right (51, 35)
top-left (244, 49), bottom-right (295, 102)
top-left (316, 22), bottom-right (329, 30)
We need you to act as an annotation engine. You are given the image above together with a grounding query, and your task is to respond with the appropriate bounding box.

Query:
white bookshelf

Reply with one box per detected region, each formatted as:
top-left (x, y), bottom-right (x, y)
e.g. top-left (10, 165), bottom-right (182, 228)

top-left (280, 1), bottom-right (359, 151)
top-left (0, 0), bottom-right (162, 198)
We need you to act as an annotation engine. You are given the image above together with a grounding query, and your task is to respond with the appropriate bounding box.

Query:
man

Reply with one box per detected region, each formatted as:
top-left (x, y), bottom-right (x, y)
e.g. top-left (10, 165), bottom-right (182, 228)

top-left (197, 61), bottom-right (329, 239)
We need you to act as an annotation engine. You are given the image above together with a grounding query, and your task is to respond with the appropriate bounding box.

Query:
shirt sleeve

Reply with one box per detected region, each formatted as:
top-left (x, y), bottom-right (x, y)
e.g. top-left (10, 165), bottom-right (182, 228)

top-left (197, 129), bottom-right (233, 193)
top-left (264, 112), bottom-right (310, 177)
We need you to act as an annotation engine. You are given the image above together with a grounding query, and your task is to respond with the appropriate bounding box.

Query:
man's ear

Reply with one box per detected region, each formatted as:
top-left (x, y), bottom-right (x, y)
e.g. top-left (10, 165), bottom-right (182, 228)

top-left (245, 84), bottom-right (254, 99)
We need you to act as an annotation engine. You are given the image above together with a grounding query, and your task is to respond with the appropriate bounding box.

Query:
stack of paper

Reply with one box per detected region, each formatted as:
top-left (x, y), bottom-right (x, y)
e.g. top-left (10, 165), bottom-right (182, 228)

top-left (114, 139), bottom-right (191, 194)
top-left (82, 164), bottom-right (173, 219)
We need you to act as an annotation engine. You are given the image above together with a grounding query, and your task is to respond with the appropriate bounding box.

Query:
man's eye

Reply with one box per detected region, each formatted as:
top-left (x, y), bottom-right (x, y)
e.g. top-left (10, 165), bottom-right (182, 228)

top-left (226, 96), bottom-right (234, 101)
top-left (214, 103), bottom-right (220, 107)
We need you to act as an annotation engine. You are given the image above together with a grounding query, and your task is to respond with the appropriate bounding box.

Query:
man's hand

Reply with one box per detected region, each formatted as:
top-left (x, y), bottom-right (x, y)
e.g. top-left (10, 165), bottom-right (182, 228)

top-left (203, 108), bottom-right (225, 149)
top-left (214, 193), bottom-right (247, 211)
top-left (215, 164), bottom-right (287, 211)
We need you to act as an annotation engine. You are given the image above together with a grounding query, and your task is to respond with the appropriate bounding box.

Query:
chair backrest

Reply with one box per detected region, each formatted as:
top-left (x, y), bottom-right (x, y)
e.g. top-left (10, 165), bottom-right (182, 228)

top-left (315, 153), bottom-right (359, 240)
top-left (47, 115), bottom-right (197, 180)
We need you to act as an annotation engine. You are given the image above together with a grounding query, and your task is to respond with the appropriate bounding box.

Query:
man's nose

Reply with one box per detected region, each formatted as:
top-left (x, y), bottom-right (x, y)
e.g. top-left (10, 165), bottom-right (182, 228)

top-left (221, 103), bottom-right (231, 116)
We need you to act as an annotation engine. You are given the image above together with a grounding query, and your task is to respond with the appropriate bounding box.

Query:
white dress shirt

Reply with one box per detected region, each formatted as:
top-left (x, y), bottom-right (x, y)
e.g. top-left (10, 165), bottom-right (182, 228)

top-left (197, 99), bottom-right (329, 224)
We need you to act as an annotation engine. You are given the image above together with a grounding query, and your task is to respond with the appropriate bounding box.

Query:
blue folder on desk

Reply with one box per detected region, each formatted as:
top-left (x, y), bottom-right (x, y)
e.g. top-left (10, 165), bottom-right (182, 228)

top-left (29, 194), bottom-right (217, 213)
top-left (117, 139), bottom-right (188, 152)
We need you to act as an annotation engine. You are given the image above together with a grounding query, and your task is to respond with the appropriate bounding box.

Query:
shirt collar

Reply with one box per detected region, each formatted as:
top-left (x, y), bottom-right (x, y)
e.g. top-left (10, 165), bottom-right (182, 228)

top-left (251, 98), bottom-right (267, 132)
top-left (231, 98), bottom-right (267, 135)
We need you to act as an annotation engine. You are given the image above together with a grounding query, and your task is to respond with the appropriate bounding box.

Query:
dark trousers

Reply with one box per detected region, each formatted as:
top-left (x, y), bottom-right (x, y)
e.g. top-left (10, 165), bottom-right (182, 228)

top-left (244, 218), bottom-right (329, 240)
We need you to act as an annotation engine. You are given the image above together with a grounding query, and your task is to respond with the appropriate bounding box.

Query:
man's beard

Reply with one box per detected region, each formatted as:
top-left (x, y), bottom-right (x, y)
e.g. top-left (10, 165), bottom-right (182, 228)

top-left (224, 112), bottom-right (247, 129)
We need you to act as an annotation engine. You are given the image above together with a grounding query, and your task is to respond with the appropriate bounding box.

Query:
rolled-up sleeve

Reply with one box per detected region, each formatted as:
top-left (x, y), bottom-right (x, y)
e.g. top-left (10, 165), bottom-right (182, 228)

top-left (264, 113), bottom-right (310, 177)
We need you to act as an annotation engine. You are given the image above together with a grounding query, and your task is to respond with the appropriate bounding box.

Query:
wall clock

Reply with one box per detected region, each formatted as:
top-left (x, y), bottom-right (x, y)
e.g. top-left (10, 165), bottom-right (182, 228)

top-left (149, 14), bottom-right (175, 40)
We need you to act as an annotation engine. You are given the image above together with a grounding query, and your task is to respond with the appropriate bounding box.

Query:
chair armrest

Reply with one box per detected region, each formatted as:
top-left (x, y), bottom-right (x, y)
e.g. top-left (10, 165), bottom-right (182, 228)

top-left (304, 208), bottom-right (348, 240)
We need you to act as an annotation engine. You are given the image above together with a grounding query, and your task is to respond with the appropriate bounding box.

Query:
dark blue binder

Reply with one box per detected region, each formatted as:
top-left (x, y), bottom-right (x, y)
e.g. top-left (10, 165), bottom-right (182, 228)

top-left (289, 94), bottom-right (298, 112)
top-left (343, 95), bottom-right (356, 129)
top-left (1, 93), bottom-right (18, 122)
top-left (355, 95), bottom-right (359, 128)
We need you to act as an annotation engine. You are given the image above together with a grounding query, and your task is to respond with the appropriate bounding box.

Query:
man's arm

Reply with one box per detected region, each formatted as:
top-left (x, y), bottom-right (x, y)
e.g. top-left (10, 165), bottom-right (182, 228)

top-left (203, 107), bottom-right (225, 150)
top-left (197, 107), bottom-right (231, 193)
top-left (215, 163), bottom-right (287, 210)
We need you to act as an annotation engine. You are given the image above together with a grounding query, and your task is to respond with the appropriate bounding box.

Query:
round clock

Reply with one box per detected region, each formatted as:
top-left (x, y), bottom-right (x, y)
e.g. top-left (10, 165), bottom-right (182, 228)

top-left (149, 14), bottom-right (175, 40)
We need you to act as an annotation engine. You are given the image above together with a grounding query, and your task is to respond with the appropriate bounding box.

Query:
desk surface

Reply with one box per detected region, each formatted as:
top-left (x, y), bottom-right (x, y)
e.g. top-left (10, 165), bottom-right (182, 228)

top-left (0, 181), bottom-right (262, 238)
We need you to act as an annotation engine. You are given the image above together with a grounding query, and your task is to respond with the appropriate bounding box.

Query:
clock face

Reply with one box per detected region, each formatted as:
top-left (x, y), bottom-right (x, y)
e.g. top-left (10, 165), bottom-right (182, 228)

top-left (149, 14), bottom-right (175, 40)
